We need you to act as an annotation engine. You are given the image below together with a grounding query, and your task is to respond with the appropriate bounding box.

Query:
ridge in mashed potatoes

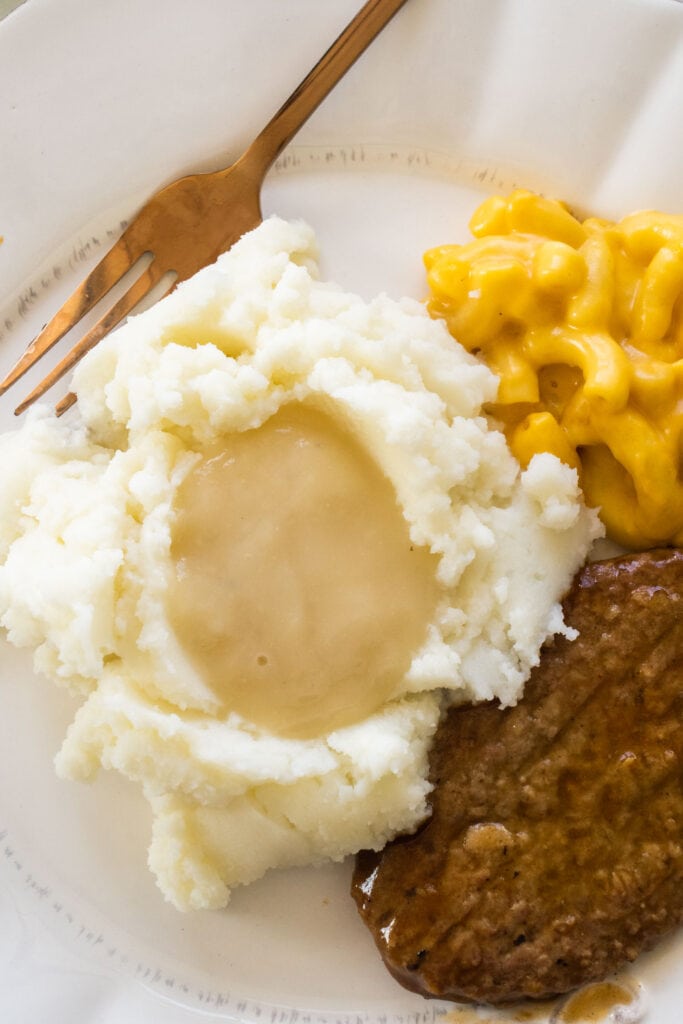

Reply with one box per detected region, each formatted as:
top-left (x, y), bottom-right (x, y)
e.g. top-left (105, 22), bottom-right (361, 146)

top-left (0, 218), bottom-right (601, 910)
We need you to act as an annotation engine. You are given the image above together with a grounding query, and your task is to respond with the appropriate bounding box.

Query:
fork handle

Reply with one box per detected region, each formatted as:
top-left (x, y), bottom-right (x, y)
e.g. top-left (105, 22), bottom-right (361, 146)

top-left (238, 0), bottom-right (410, 178)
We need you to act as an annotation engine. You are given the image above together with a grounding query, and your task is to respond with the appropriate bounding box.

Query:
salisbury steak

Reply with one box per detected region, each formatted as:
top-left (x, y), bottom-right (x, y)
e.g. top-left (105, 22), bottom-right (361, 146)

top-left (352, 549), bottom-right (683, 1003)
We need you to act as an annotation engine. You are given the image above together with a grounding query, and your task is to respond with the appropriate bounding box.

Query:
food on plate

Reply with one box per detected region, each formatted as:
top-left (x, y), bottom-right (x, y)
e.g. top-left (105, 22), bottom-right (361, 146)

top-left (0, 217), bottom-right (599, 910)
top-left (425, 189), bottom-right (683, 549)
top-left (352, 548), bottom-right (683, 1004)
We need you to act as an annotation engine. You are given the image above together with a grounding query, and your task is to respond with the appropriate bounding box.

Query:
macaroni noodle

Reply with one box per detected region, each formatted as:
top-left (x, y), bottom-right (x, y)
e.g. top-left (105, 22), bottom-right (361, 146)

top-left (425, 190), bottom-right (683, 548)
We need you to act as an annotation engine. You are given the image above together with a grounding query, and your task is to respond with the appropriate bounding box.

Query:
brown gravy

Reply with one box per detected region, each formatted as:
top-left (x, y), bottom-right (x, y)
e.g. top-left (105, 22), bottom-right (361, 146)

top-left (556, 982), bottom-right (634, 1023)
top-left (167, 403), bottom-right (440, 738)
top-left (441, 982), bottom-right (636, 1024)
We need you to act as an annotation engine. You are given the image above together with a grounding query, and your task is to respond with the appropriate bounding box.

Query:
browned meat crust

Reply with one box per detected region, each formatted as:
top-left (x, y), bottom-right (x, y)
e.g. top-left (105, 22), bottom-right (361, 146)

top-left (352, 549), bottom-right (683, 1004)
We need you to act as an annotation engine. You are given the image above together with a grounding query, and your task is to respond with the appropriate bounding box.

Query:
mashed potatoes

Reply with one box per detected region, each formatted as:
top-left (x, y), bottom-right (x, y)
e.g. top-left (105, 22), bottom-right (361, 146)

top-left (0, 218), bottom-right (601, 910)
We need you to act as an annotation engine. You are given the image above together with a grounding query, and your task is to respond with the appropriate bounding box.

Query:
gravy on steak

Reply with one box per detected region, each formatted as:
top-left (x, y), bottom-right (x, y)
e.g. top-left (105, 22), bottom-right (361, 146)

top-left (352, 549), bottom-right (683, 1004)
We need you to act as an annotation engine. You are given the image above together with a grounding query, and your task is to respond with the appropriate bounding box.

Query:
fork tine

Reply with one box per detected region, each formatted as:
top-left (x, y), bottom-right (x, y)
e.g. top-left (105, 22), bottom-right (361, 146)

top-left (0, 233), bottom-right (141, 396)
top-left (55, 392), bottom-right (78, 417)
top-left (14, 261), bottom-right (166, 416)
top-left (53, 272), bottom-right (178, 419)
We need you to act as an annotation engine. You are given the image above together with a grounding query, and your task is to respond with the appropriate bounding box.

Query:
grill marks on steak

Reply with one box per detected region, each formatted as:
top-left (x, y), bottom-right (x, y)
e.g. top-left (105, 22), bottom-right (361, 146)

top-left (352, 549), bottom-right (683, 1004)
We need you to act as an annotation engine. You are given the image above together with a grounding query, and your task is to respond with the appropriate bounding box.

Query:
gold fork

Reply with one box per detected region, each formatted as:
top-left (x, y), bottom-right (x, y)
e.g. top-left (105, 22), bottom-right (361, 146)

top-left (0, 0), bottom-right (409, 417)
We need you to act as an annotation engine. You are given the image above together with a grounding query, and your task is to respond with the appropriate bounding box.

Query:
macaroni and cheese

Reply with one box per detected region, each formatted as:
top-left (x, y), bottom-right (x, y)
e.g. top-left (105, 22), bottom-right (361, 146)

top-left (425, 190), bottom-right (683, 548)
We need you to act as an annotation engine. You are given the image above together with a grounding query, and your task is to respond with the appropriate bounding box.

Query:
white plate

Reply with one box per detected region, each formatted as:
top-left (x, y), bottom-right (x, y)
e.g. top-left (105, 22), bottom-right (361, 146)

top-left (1, 1), bottom-right (682, 1021)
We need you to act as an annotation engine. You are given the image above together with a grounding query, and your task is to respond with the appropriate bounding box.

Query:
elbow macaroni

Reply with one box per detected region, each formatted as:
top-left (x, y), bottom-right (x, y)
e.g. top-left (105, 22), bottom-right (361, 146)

top-left (425, 190), bottom-right (683, 548)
